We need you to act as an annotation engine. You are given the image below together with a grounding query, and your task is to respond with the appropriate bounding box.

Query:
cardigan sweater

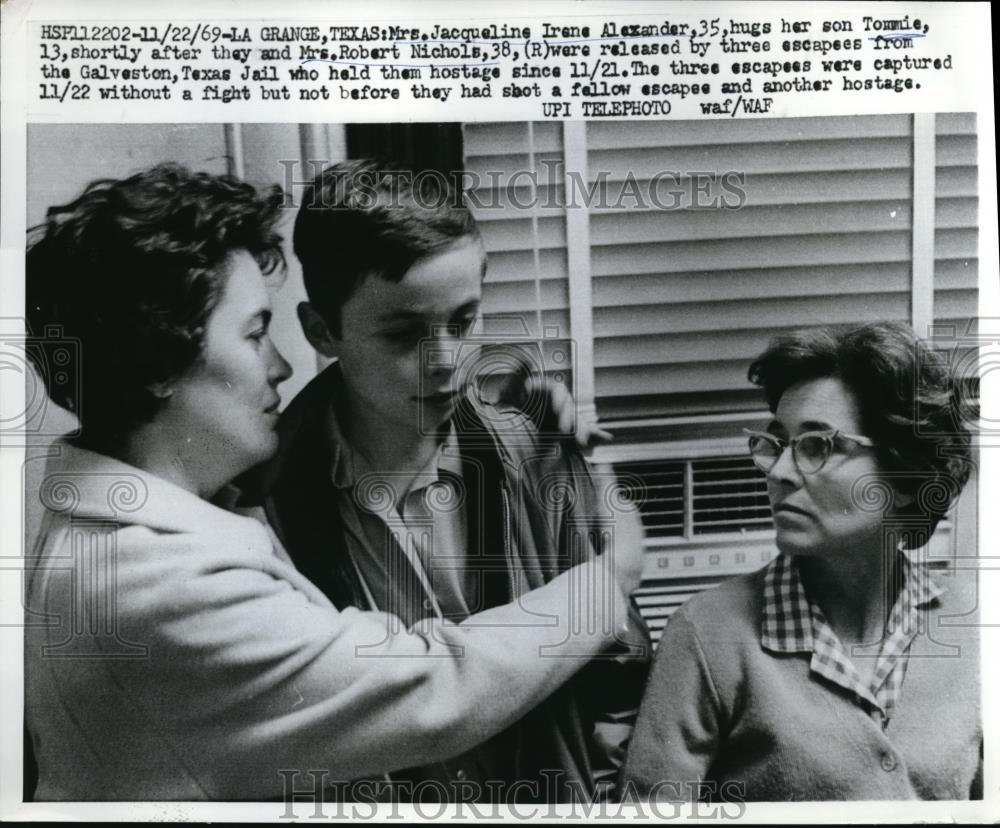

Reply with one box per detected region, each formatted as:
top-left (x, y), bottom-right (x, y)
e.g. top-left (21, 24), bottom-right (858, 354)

top-left (621, 563), bottom-right (981, 802)
top-left (24, 441), bottom-right (630, 800)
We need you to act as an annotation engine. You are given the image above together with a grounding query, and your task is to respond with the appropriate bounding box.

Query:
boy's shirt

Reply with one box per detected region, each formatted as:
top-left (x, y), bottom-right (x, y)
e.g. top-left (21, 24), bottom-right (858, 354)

top-left (255, 362), bottom-right (651, 801)
top-left (321, 406), bottom-right (479, 621)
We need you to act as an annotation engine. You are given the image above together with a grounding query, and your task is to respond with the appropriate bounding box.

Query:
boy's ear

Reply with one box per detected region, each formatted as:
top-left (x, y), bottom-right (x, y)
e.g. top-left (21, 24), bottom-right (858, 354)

top-left (298, 302), bottom-right (339, 359)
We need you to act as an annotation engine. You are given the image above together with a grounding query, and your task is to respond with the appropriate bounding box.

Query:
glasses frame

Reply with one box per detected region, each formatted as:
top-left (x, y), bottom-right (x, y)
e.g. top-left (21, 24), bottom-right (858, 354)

top-left (743, 428), bottom-right (877, 475)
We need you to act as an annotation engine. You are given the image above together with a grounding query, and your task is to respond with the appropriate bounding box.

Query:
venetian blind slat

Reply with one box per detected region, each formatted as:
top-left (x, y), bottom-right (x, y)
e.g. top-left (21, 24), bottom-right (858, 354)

top-left (463, 122), bottom-right (574, 375)
top-left (934, 115), bottom-right (978, 343)
top-left (587, 115), bottom-right (917, 422)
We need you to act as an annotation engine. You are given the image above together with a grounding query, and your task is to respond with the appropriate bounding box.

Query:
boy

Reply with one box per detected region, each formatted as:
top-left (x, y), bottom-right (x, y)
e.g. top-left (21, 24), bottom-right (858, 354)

top-left (261, 160), bottom-right (650, 802)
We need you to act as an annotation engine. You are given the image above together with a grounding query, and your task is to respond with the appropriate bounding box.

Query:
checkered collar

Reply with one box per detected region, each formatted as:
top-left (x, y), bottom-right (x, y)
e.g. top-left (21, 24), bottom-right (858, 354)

top-left (761, 551), bottom-right (943, 717)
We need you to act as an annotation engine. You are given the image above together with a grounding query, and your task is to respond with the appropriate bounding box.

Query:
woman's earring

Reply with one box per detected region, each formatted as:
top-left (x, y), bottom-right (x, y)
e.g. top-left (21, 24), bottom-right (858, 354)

top-left (148, 382), bottom-right (173, 400)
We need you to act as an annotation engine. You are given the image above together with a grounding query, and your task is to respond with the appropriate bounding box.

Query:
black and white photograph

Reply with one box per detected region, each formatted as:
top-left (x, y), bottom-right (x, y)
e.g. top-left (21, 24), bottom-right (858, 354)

top-left (15, 113), bottom-right (983, 806)
top-left (2, 1), bottom-right (996, 823)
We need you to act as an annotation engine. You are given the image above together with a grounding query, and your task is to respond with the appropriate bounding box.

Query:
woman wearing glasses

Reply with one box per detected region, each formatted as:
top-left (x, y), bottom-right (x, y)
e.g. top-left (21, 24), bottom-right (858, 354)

top-left (622, 322), bottom-right (980, 802)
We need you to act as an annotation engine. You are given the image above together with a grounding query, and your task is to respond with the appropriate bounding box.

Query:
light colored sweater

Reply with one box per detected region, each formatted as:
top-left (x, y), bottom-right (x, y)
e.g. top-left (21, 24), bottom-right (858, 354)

top-left (25, 441), bottom-right (629, 800)
top-left (621, 564), bottom-right (981, 802)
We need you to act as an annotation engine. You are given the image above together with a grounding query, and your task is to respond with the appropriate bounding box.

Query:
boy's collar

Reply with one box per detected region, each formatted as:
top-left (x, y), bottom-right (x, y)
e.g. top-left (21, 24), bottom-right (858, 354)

top-left (323, 396), bottom-right (460, 491)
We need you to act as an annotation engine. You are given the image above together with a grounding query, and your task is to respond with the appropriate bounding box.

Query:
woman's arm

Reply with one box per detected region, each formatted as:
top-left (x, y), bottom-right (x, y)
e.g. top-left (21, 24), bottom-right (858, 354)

top-left (96, 523), bottom-right (634, 798)
top-left (620, 607), bottom-right (723, 802)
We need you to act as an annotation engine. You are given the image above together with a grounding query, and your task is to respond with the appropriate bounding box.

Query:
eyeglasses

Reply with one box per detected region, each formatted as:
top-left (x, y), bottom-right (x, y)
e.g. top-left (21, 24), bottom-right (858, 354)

top-left (744, 428), bottom-right (877, 475)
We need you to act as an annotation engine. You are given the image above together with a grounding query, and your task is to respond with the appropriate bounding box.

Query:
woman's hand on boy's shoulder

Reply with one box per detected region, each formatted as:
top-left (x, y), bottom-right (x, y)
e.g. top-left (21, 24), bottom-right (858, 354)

top-left (496, 372), bottom-right (613, 452)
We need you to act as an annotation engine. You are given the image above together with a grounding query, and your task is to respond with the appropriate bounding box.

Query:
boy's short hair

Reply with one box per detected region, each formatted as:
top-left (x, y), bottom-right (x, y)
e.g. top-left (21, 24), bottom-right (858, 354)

top-left (293, 159), bottom-right (481, 334)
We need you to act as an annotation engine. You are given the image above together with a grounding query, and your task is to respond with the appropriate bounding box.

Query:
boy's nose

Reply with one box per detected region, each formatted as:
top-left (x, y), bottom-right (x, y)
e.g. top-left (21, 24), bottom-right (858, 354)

top-left (269, 342), bottom-right (294, 384)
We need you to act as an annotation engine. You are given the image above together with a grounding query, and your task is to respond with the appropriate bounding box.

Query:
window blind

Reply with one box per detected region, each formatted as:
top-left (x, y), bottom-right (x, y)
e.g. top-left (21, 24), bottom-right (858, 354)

top-left (463, 115), bottom-right (977, 428)
top-left (585, 115), bottom-right (920, 422)
top-left (933, 113), bottom-right (978, 344)
top-left (461, 122), bottom-right (575, 386)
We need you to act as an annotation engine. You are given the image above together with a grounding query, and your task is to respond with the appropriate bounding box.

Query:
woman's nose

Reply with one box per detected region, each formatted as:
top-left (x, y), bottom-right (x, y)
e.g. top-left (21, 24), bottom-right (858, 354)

top-left (766, 442), bottom-right (801, 486)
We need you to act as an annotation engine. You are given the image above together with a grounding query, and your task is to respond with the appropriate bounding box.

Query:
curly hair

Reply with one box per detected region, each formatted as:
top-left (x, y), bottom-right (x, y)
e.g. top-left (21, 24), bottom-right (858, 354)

top-left (26, 163), bottom-right (286, 446)
top-left (748, 321), bottom-right (974, 545)
top-left (293, 158), bottom-right (481, 336)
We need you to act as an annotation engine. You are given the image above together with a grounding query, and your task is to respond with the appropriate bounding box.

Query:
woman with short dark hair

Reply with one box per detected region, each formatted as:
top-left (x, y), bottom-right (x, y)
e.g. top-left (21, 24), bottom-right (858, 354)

top-left (26, 163), bottom-right (288, 451)
top-left (622, 321), bottom-right (980, 802)
top-left (24, 164), bottom-right (640, 800)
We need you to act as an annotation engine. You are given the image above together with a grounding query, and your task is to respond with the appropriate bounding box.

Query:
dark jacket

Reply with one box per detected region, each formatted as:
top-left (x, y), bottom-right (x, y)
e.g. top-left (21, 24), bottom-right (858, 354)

top-left (251, 364), bottom-right (651, 802)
